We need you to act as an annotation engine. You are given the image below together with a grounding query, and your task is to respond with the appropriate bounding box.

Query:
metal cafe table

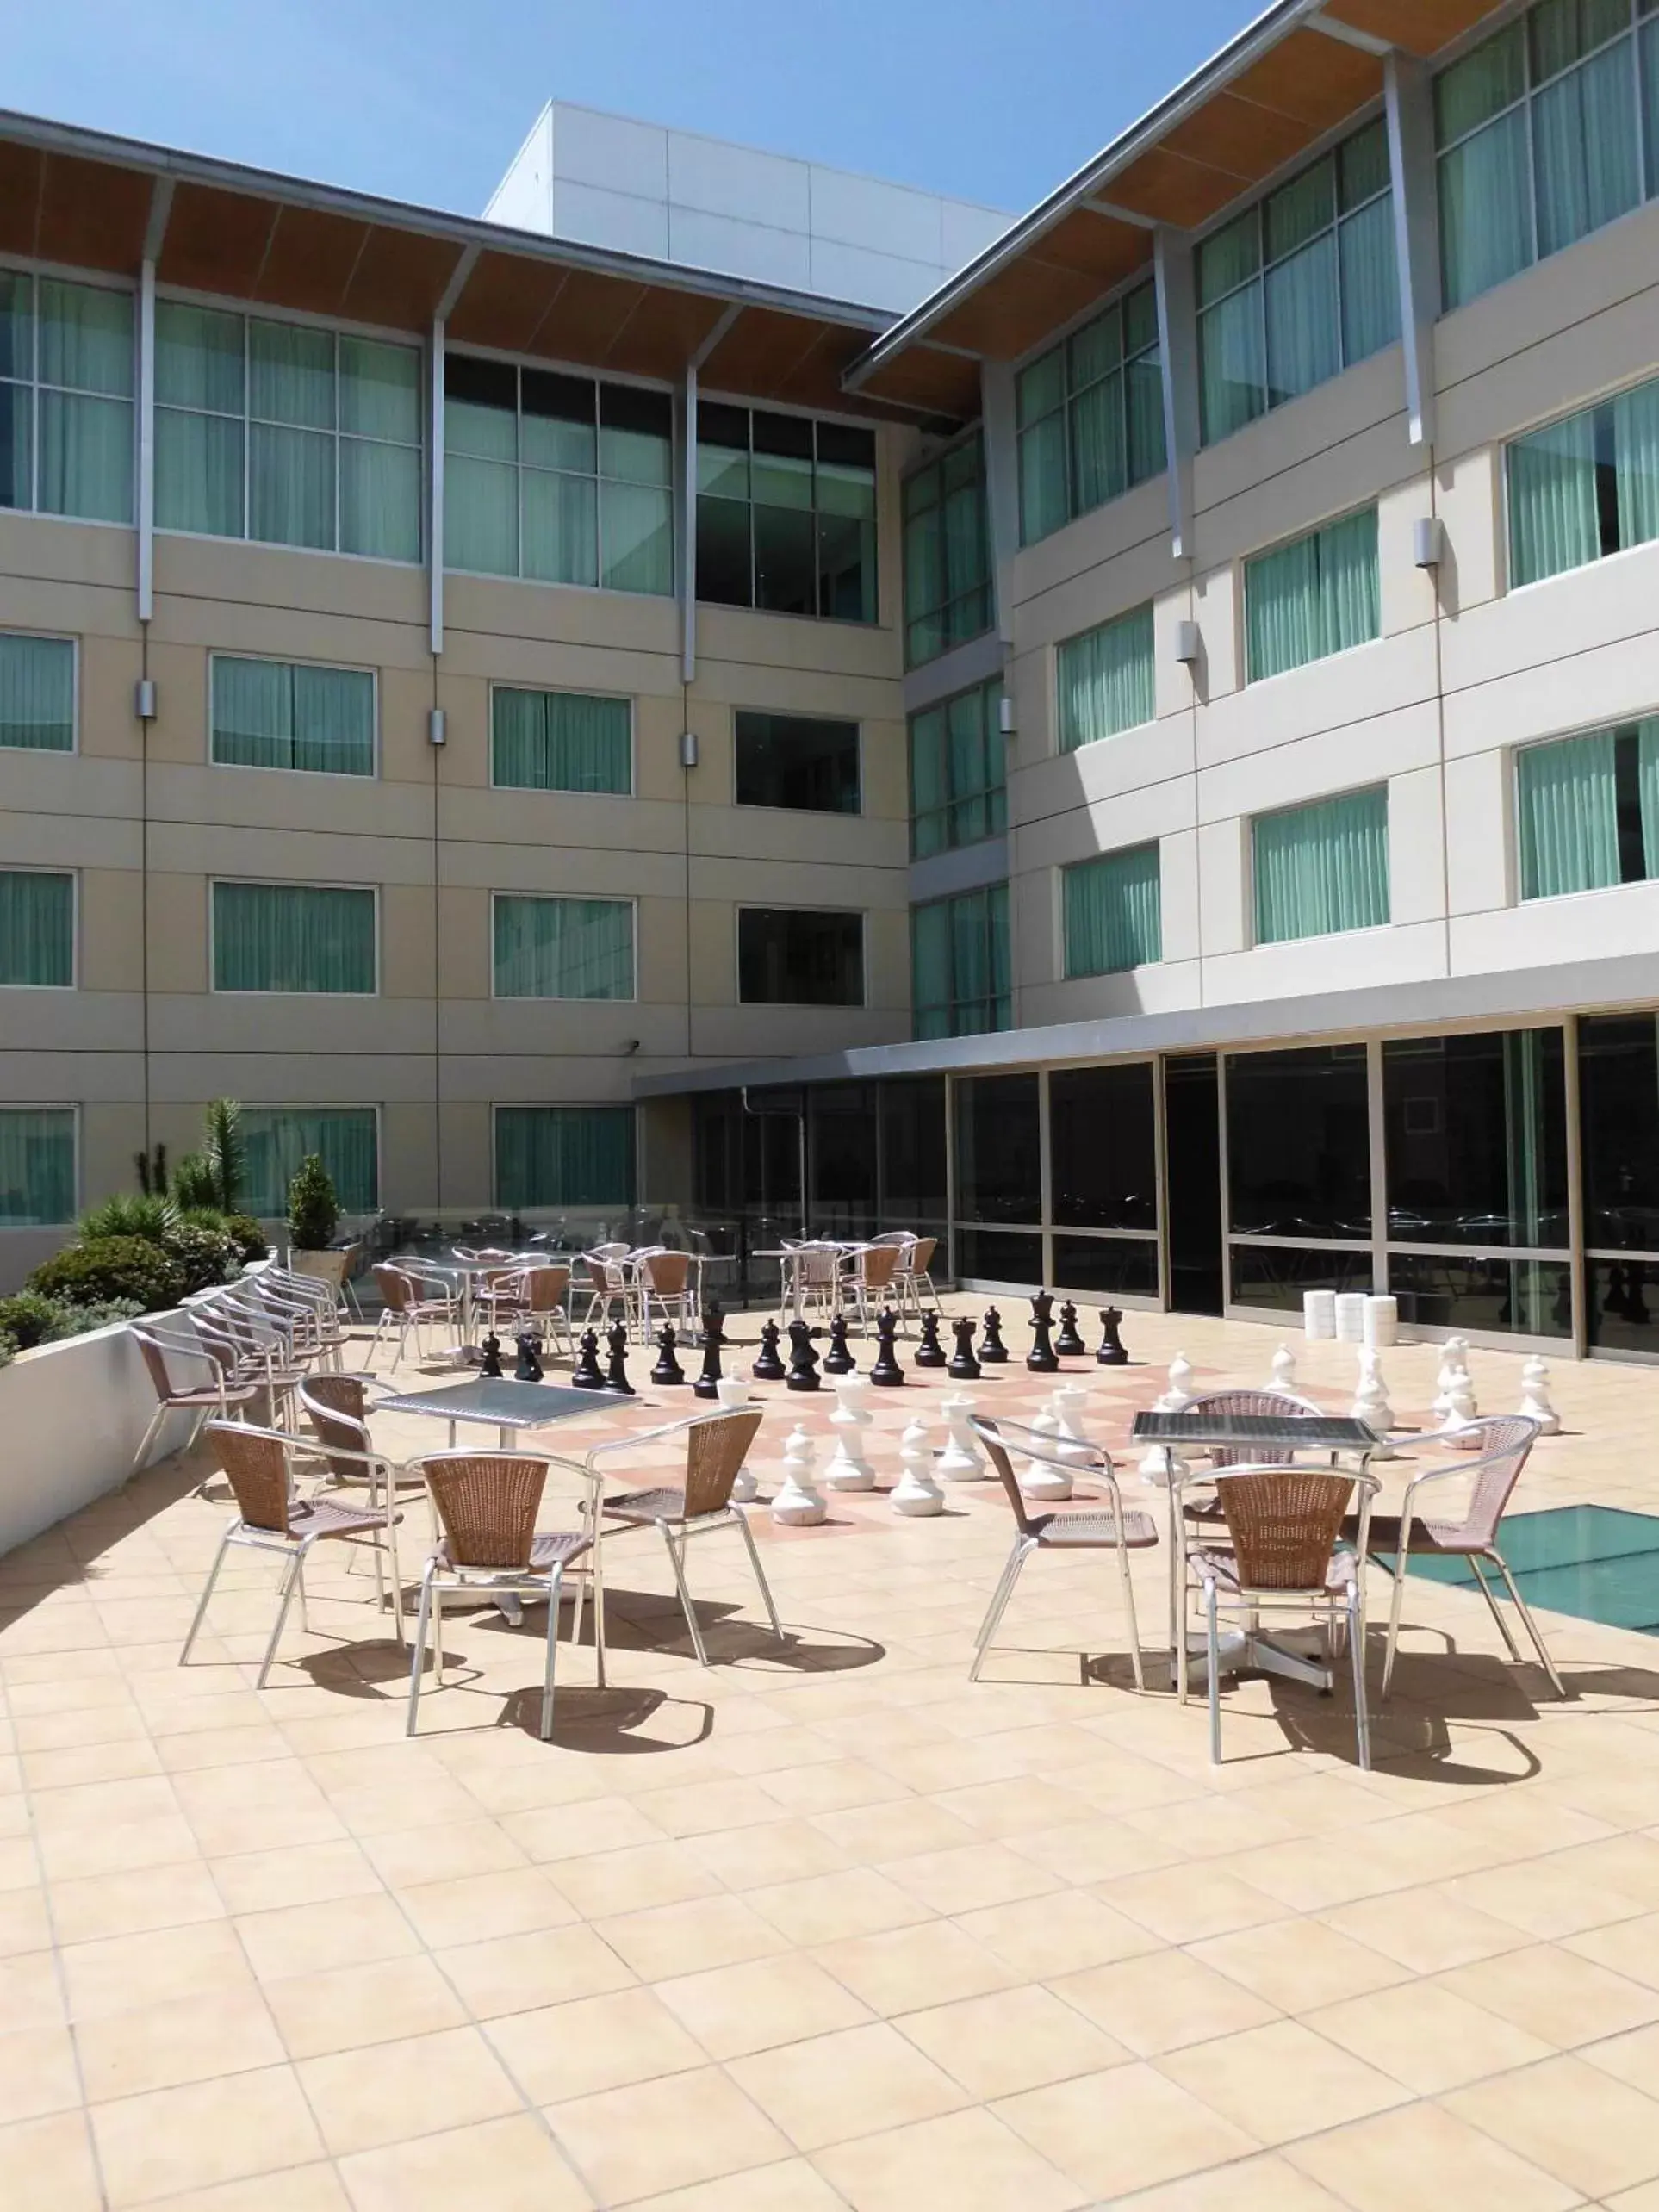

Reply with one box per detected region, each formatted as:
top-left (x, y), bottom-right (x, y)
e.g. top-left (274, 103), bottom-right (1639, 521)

top-left (1130, 1409), bottom-right (1383, 1695)
top-left (376, 1376), bottom-right (618, 1450)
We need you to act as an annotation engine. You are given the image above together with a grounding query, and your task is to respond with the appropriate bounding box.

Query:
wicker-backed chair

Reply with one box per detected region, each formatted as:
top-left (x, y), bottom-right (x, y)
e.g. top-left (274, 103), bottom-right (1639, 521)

top-left (636, 1249), bottom-right (694, 1341)
top-left (842, 1243), bottom-right (903, 1335)
top-left (129, 1325), bottom-right (259, 1476)
top-left (367, 1264), bottom-right (458, 1364)
top-left (476, 1264), bottom-right (575, 1360)
top-left (590, 1407), bottom-right (780, 1667)
top-left (404, 1452), bottom-right (595, 1739)
top-left (892, 1234), bottom-right (941, 1326)
top-left (182, 1420), bottom-right (403, 1685)
top-left (779, 1244), bottom-right (842, 1325)
top-left (1184, 1463), bottom-right (1380, 1768)
top-left (968, 1416), bottom-right (1159, 1688)
top-left (582, 1252), bottom-right (639, 1337)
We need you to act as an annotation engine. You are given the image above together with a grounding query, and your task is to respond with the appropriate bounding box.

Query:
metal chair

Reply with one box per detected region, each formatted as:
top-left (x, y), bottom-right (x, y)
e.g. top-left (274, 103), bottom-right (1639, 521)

top-left (367, 1264), bottom-right (458, 1364)
top-left (841, 1243), bottom-right (902, 1335)
top-left (968, 1416), bottom-right (1159, 1687)
top-left (476, 1264), bottom-right (575, 1360)
top-left (892, 1234), bottom-right (941, 1326)
top-left (635, 1249), bottom-right (695, 1342)
top-left (129, 1326), bottom-right (259, 1476)
top-left (582, 1252), bottom-right (640, 1337)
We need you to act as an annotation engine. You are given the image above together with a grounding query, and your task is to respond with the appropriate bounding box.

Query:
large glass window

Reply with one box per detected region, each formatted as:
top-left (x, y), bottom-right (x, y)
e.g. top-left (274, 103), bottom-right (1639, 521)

top-left (910, 680), bottom-right (1005, 858)
top-left (737, 909), bottom-right (863, 1006)
top-left (1064, 844), bottom-right (1162, 977)
top-left (903, 434), bottom-right (991, 665)
top-left (954, 1073), bottom-right (1041, 1225)
top-left (911, 883), bottom-right (1010, 1040)
top-left (0, 634), bottom-right (74, 753)
top-left (1383, 1029), bottom-right (1569, 1249)
top-left (1246, 506), bottom-right (1380, 682)
top-left (157, 305), bottom-right (419, 559)
top-left (1517, 718), bottom-right (1659, 897)
top-left (808, 1084), bottom-right (880, 1241)
top-left (0, 272), bottom-right (134, 524)
top-left (735, 712), bottom-right (860, 814)
top-left (210, 658), bottom-right (375, 778)
top-left (1227, 1046), bottom-right (1370, 1240)
top-left (880, 1077), bottom-right (948, 1236)
top-left (1058, 604), bottom-right (1154, 753)
top-left (0, 872), bottom-right (73, 988)
top-left (0, 1108), bottom-right (75, 1226)
top-left (494, 1106), bottom-right (636, 1209)
top-left (697, 403), bottom-right (875, 622)
top-left (1581, 1012), bottom-right (1659, 1353)
top-left (1198, 119), bottom-right (1398, 445)
top-left (242, 1108), bottom-right (378, 1217)
top-left (1507, 373), bottom-right (1659, 589)
top-left (1050, 1064), bottom-right (1157, 1230)
top-left (491, 688), bottom-right (631, 795)
top-left (1253, 787), bottom-right (1389, 945)
top-left (493, 896), bottom-right (634, 1000)
top-left (212, 882), bottom-right (376, 995)
top-left (444, 356), bottom-right (671, 594)
top-left (1436, 2), bottom-right (1659, 314)
top-left (1016, 280), bottom-right (1165, 546)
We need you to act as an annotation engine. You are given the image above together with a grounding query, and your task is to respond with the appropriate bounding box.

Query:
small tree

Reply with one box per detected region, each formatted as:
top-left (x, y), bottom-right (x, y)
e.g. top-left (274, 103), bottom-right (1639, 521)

top-left (134, 1142), bottom-right (169, 1197)
top-left (201, 1099), bottom-right (245, 1213)
top-left (287, 1153), bottom-right (339, 1252)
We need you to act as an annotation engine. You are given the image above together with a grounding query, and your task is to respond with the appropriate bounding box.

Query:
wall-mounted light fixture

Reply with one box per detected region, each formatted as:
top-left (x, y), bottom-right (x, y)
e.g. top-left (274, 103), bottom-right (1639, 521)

top-left (134, 678), bottom-right (157, 721)
top-left (997, 695), bottom-right (1016, 736)
top-left (679, 730), bottom-right (699, 768)
top-left (427, 707), bottom-right (447, 746)
top-left (1413, 516), bottom-right (1445, 569)
top-left (1175, 619), bottom-right (1201, 666)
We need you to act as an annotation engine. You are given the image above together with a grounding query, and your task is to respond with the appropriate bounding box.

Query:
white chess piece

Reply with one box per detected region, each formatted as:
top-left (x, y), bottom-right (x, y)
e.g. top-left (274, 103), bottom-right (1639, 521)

top-left (771, 1424), bottom-right (826, 1525)
top-left (1351, 1348), bottom-right (1397, 1459)
top-left (1020, 1407), bottom-right (1072, 1501)
top-left (1437, 1370), bottom-right (1479, 1439)
top-left (892, 1416), bottom-right (944, 1516)
top-left (1049, 1384), bottom-right (1093, 1469)
top-left (1269, 1344), bottom-right (1297, 1394)
top-left (1519, 1355), bottom-right (1561, 1436)
top-left (823, 1373), bottom-right (876, 1491)
top-left (935, 1393), bottom-right (986, 1480)
top-left (716, 1376), bottom-right (760, 1499)
top-left (1431, 1351), bottom-right (1462, 1419)
top-left (1156, 1353), bottom-right (1195, 1413)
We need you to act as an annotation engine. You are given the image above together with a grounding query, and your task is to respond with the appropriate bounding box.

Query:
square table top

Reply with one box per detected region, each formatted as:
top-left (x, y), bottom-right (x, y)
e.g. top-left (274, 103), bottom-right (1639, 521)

top-left (1130, 1410), bottom-right (1380, 1449)
top-left (376, 1378), bottom-right (610, 1428)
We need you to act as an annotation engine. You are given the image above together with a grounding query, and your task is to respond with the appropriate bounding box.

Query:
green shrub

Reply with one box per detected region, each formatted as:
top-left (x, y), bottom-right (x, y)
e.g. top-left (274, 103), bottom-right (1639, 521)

top-left (221, 1214), bottom-right (270, 1264)
top-left (0, 1332), bottom-right (14, 1371)
top-left (28, 1236), bottom-right (186, 1313)
top-left (164, 1225), bottom-right (240, 1296)
top-left (288, 1153), bottom-right (340, 1252)
top-left (0, 1292), bottom-right (67, 1351)
top-left (78, 1193), bottom-right (177, 1243)
top-left (47, 1297), bottom-right (145, 1337)
top-left (169, 1153), bottom-right (218, 1210)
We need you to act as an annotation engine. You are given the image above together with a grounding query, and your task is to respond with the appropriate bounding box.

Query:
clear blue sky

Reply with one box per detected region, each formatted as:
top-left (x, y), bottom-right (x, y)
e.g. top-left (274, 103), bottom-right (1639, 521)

top-left (9, 0), bottom-right (1262, 220)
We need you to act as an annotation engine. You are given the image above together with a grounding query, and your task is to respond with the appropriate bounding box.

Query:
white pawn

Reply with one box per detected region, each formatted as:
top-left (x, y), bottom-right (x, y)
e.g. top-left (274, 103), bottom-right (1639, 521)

top-left (1049, 1384), bottom-right (1093, 1469)
top-left (717, 1377), bottom-right (760, 1500)
top-left (1437, 1370), bottom-right (1479, 1440)
top-left (1156, 1353), bottom-right (1196, 1413)
top-left (1431, 1351), bottom-right (1463, 1418)
top-left (892, 1415), bottom-right (944, 1517)
top-left (1351, 1348), bottom-right (1397, 1459)
top-left (771, 1424), bottom-right (826, 1526)
top-left (1519, 1356), bottom-right (1561, 1435)
top-left (1020, 1408), bottom-right (1072, 1501)
top-left (935, 1393), bottom-right (986, 1481)
top-left (823, 1372), bottom-right (876, 1491)
top-left (1269, 1343), bottom-right (1297, 1394)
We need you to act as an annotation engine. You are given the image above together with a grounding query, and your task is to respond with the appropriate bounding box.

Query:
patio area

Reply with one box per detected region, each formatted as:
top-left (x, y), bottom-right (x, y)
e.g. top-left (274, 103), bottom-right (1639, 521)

top-left (6, 1302), bottom-right (1659, 2212)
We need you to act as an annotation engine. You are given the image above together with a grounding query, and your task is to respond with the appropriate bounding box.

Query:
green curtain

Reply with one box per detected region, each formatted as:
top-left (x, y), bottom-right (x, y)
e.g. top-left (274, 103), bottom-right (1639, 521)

top-left (213, 882), bottom-right (376, 994)
top-left (1502, 1028), bottom-right (1548, 1247)
top-left (910, 898), bottom-right (951, 1040)
top-left (1059, 604), bottom-right (1154, 751)
top-left (212, 658), bottom-right (374, 776)
top-left (444, 455), bottom-right (517, 575)
top-left (1064, 844), bottom-right (1162, 976)
top-left (0, 634), bottom-right (74, 752)
top-left (0, 871), bottom-right (73, 986)
top-left (155, 302), bottom-right (245, 539)
top-left (904, 474), bottom-right (945, 665)
top-left (0, 273), bottom-right (30, 510)
top-left (337, 336), bottom-right (420, 562)
top-left (1069, 370), bottom-right (1126, 515)
top-left (1124, 351), bottom-right (1167, 487)
top-left (1337, 196), bottom-right (1401, 366)
top-left (1264, 234), bottom-right (1339, 407)
top-left (1438, 114), bottom-right (1534, 308)
top-left (522, 469), bottom-right (598, 587)
top-left (1253, 786), bottom-right (1389, 944)
top-left (494, 895), bottom-right (634, 999)
top-left (909, 706), bottom-right (948, 859)
top-left (1638, 718), bottom-right (1659, 879)
top-left (242, 1107), bottom-right (378, 1217)
top-left (1508, 411), bottom-right (1600, 585)
top-left (495, 1106), bottom-right (635, 1209)
top-left (1016, 349), bottom-right (1068, 544)
top-left (946, 689), bottom-right (991, 846)
top-left (1517, 728), bottom-right (1620, 898)
top-left (911, 885), bottom-right (1010, 1038)
top-left (1246, 508), bottom-right (1377, 681)
top-left (1199, 287), bottom-right (1266, 444)
top-left (1614, 377), bottom-right (1659, 551)
top-left (600, 480), bottom-right (673, 595)
top-left (35, 280), bottom-right (134, 525)
top-left (0, 1108), bottom-right (75, 1226)
top-left (491, 688), bottom-right (631, 793)
top-left (1532, 37), bottom-right (1641, 260)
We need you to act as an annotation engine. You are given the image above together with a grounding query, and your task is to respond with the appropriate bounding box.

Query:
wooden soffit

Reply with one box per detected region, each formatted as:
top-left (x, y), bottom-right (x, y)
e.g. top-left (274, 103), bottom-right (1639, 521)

top-left (1321, 0), bottom-right (1505, 57)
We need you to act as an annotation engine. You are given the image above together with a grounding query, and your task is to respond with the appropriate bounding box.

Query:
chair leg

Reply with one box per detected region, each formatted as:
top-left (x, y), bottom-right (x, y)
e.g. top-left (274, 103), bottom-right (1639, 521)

top-left (1348, 1591), bottom-right (1372, 1770)
top-left (130, 1401), bottom-right (168, 1480)
top-left (1380, 1547), bottom-right (1413, 1699)
top-left (540, 1565), bottom-right (563, 1741)
top-left (257, 1547), bottom-right (308, 1689)
top-left (735, 1512), bottom-right (785, 1644)
top-left (1116, 1542), bottom-right (1146, 1693)
top-left (1469, 1555), bottom-right (1525, 1664)
top-left (661, 1525), bottom-right (710, 1665)
top-left (180, 1529), bottom-right (233, 1665)
top-left (969, 1541), bottom-right (1030, 1683)
top-left (407, 1565), bottom-right (435, 1736)
top-left (1206, 1580), bottom-right (1222, 1764)
top-left (592, 1521), bottom-right (607, 1692)
top-left (1491, 1552), bottom-right (1567, 1697)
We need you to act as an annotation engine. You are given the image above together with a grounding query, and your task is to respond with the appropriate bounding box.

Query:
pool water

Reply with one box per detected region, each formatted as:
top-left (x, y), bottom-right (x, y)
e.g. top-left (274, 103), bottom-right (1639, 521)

top-left (1402, 1505), bottom-right (1659, 1636)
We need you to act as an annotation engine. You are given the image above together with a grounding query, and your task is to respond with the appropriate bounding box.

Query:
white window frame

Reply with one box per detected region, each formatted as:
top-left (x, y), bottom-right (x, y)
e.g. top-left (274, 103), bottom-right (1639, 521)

top-left (488, 890), bottom-right (639, 1003)
top-left (0, 628), bottom-right (79, 756)
top-left (484, 681), bottom-right (637, 798)
top-left (488, 1101), bottom-right (641, 1213)
top-left (206, 652), bottom-right (380, 780)
top-left (0, 865), bottom-right (78, 990)
top-left (241, 1102), bottom-right (382, 1216)
top-left (1239, 500), bottom-right (1383, 688)
top-left (0, 258), bottom-right (138, 534)
top-left (733, 901), bottom-right (868, 1009)
top-left (0, 1100), bottom-right (79, 1227)
top-left (207, 877), bottom-right (381, 997)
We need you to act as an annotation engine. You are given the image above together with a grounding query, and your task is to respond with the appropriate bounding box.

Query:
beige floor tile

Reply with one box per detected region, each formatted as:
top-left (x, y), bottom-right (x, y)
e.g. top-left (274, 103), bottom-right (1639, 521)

top-left (1318, 1885), bottom-right (1532, 1973)
top-left (813, 2105), bottom-right (1086, 2212)
top-left (434, 1924), bottom-right (635, 2019)
top-left (208, 1838), bottom-right (382, 1915)
top-left (34, 1810), bottom-right (201, 1882)
top-left (1306, 1979), bottom-right (1554, 2092)
top-left (952, 1886), bottom-right (1162, 1978)
top-left (48, 1859), bottom-right (226, 1946)
top-left (652, 1952), bottom-right (873, 2060)
top-left (747, 1867), bottom-right (931, 1946)
top-left (129, 2164), bottom-right (352, 2212)
top-left (620, 2155), bottom-right (849, 2211)
top-left (994, 2060), bottom-right (1259, 2198)
top-left (90, 2064), bottom-right (325, 2207)
top-left (1586, 2020), bottom-right (1659, 2100)
top-left (545, 2065), bottom-right (790, 2203)
top-left (934, 1777), bottom-right (1095, 1840)
top-left (0, 2111), bottom-right (104, 2212)
top-left (1190, 1914), bottom-right (1411, 2012)
top-left (0, 1949), bottom-right (65, 2034)
top-left (59, 1920), bottom-right (257, 2020)
top-left (234, 1894), bottom-right (422, 1982)
top-left (500, 1798), bottom-right (666, 1866)
top-left (1158, 2018), bottom-right (1408, 2145)
top-left (358, 1817), bottom-right (530, 1887)
top-left (811, 1918), bottom-right (1021, 2015)
top-left (0, 1886), bottom-right (53, 1957)
top-left (1109, 1861), bottom-right (1289, 1943)
top-left (811, 1796), bottom-right (980, 1865)
top-left (1003, 1812), bottom-right (1185, 1884)
top-left (1608, 2184), bottom-right (1659, 2211)
top-left (337, 2113), bottom-right (593, 2212)
top-left (684, 1817), bottom-right (848, 1888)
top-left (550, 1842), bottom-right (724, 1918)
top-left (262, 1954), bottom-right (468, 2060)
top-left (0, 2024), bottom-right (80, 2125)
top-left (1447, 2053), bottom-right (1659, 2197)
top-left (597, 1892), bottom-right (792, 1980)
top-left (76, 1987), bottom-right (287, 2101)
top-left (1047, 1948), bottom-right (1280, 2054)
top-left (730, 2019), bottom-right (969, 2150)
top-left (1109, 2151), bottom-right (1351, 2210)
top-left (296, 2022), bottom-right (520, 2156)
top-left (393, 1867), bottom-right (575, 1949)
top-left (895, 1982), bottom-right (1128, 2097)
top-left (1452, 1857), bottom-right (1650, 1939)
top-left (755, 1761), bottom-right (912, 1817)
top-left (631, 1778), bottom-right (788, 1837)
top-left (1284, 2100), bottom-right (1583, 2212)
top-left (1439, 1942), bottom-right (1659, 2046)
top-left (487, 1988), bottom-right (705, 2103)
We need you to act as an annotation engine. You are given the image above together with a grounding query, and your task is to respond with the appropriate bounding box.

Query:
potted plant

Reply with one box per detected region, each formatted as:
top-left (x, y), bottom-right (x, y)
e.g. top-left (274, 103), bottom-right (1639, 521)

top-left (286, 1153), bottom-right (349, 1287)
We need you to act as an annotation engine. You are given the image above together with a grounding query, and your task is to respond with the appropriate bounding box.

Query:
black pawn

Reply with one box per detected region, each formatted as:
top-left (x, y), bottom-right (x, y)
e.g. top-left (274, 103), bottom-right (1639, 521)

top-left (693, 1307), bottom-right (725, 1401)
top-left (914, 1311), bottom-right (947, 1369)
top-left (571, 1328), bottom-right (605, 1390)
top-left (979, 1307), bottom-right (1009, 1364)
top-left (1055, 1300), bottom-right (1086, 1358)
top-left (948, 1317), bottom-right (981, 1381)
top-left (869, 1307), bottom-right (905, 1387)
top-left (1027, 1292), bottom-right (1059, 1375)
top-left (651, 1325), bottom-right (686, 1388)
top-left (604, 1323), bottom-right (635, 1396)
top-left (479, 1332), bottom-right (504, 1378)
top-left (753, 1320), bottom-right (786, 1383)
top-left (786, 1319), bottom-right (821, 1392)
top-left (513, 1333), bottom-right (544, 1382)
top-left (1096, 1307), bottom-right (1128, 1366)
top-left (822, 1312), bottom-right (855, 1376)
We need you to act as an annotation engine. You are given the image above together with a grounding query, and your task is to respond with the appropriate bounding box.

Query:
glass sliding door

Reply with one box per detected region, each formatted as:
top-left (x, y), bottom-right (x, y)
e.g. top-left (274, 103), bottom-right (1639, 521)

top-left (1581, 1012), bottom-right (1659, 1356)
top-left (953, 1072), bottom-right (1042, 1287)
top-left (1225, 1043), bottom-right (1373, 1314)
top-left (1049, 1064), bottom-right (1159, 1299)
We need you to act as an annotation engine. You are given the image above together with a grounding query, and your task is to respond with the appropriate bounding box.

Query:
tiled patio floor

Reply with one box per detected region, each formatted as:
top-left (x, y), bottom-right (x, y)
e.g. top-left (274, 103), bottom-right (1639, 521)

top-left (6, 1301), bottom-right (1659, 2209)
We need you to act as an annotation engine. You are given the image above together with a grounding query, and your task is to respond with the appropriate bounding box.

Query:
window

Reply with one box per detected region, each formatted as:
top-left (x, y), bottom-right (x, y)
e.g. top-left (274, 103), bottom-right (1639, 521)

top-left (212, 882), bottom-right (376, 994)
top-left (0, 872), bottom-right (73, 987)
top-left (737, 908), bottom-right (863, 1006)
top-left (735, 711), bottom-right (860, 814)
top-left (1517, 718), bottom-right (1659, 896)
top-left (910, 680), bottom-right (1005, 858)
top-left (241, 1108), bottom-right (378, 1217)
top-left (1252, 786), bottom-right (1389, 944)
top-left (494, 1105), bottom-right (636, 1209)
top-left (0, 272), bottom-right (134, 524)
top-left (1245, 506), bottom-right (1379, 681)
top-left (1058, 604), bottom-right (1154, 752)
top-left (1436, 2), bottom-right (1659, 314)
top-left (1051, 1065), bottom-right (1158, 1229)
top-left (1507, 373), bottom-right (1659, 588)
top-left (1198, 119), bottom-right (1398, 445)
top-left (903, 435), bottom-right (991, 664)
top-left (911, 883), bottom-right (1010, 1039)
top-left (156, 304), bottom-right (420, 559)
top-left (697, 402), bottom-right (876, 622)
top-left (0, 634), bottom-right (73, 752)
top-left (210, 657), bottom-right (375, 778)
top-left (1384, 1028), bottom-right (1569, 1248)
top-left (1063, 843), bottom-right (1162, 976)
top-left (954, 1073), bottom-right (1041, 1224)
top-left (0, 1107), bottom-right (75, 1226)
top-left (491, 688), bottom-right (631, 795)
top-left (1016, 280), bottom-right (1165, 545)
top-left (493, 896), bottom-right (634, 1000)
top-left (444, 356), bottom-right (671, 593)
top-left (1227, 1046), bottom-right (1371, 1239)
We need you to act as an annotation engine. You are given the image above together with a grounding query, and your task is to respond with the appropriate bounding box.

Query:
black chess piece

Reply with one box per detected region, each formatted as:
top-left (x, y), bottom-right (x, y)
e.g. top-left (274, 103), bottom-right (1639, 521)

top-left (570, 1328), bottom-right (605, 1390)
top-left (979, 1307), bottom-right (1009, 1364)
top-left (822, 1312), bottom-right (855, 1376)
top-left (1027, 1292), bottom-right (1059, 1374)
top-left (479, 1332), bottom-right (504, 1379)
top-left (948, 1317), bottom-right (981, 1381)
top-left (513, 1333), bottom-right (544, 1382)
top-left (914, 1310), bottom-right (947, 1368)
top-left (1096, 1307), bottom-right (1128, 1366)
top-left (753, 1320), bottom-right (786, 1382)
top-left (1055, 1300), bottom-right (1086, 1358)
top-left (604, 1322), bottom-right (635, 1396)
top-left (869, 1306), bottom-right (905, 1387)
top-left (651, 1325), bottom-right (686, 1387)
top-left (693, 1306), bottom-right (725, 1401)
top-left (786, 1319), bottom-right (821, 1391)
